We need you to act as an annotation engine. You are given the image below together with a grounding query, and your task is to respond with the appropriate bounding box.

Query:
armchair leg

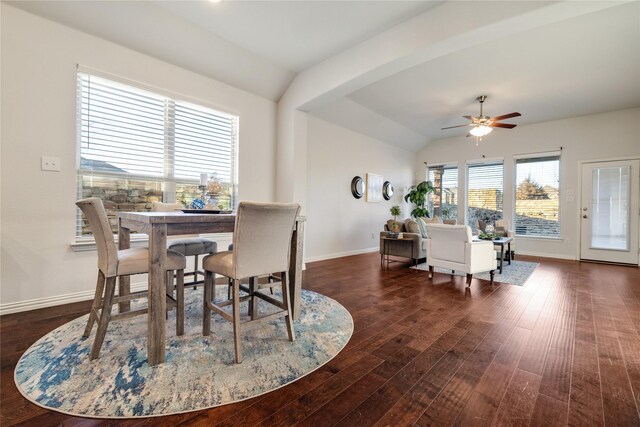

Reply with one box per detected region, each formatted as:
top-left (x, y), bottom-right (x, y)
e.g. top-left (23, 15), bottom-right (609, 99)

top-left (466, 274), bottom-right (473, 287)
top-left (428, 265), bottom-right (434, 279)
top-left (489, 270), bottom-right (495, 285)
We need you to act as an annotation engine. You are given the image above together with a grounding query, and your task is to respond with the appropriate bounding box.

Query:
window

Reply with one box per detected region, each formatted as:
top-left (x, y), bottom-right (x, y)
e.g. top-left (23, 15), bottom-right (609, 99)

top-left (77, 72), bottom-right (238, 237)
top-left (515, 154), bottom-right (560, 238)
top-left (427, 165), bottom-right (458, 222)
top-left (466, 161), bottom-right (504, 230)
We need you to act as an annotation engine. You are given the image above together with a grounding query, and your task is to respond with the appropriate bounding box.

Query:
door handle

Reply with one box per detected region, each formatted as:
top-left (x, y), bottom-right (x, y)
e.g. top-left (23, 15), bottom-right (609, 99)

top-left (582, 215), bottom-right (588, 219)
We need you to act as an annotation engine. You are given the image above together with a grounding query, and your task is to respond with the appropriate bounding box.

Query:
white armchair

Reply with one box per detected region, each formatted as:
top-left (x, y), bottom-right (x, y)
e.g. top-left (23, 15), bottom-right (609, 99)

top-left (425, 224), bottom-right (497, 287)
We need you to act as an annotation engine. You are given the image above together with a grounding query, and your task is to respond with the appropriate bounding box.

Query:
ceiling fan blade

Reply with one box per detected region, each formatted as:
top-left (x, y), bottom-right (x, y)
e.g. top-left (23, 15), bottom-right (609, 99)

top-left (489, 122), bottom-right (517, 129)
top-left (491, 112), bottom-right (521, 121)
top-left (441, 124), bottom-right (472, 130)
top-left (463, 115), bottom-right (475, 120)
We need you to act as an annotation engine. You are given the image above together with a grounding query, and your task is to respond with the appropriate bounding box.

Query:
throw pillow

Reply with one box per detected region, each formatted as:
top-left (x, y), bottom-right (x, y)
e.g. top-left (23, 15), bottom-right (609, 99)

top-left (416, 217), bottom-right (428, 238)
top-left (422, 215), bottom-right (443, 224)
top-left (495, 226), bottom-right (507, 236)
top-left (404, 218), bottom-right (420, 234)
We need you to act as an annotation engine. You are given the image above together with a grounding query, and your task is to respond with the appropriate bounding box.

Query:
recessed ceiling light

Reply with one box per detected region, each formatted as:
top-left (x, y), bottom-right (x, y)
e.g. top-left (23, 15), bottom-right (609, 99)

top-left (208, 0), bottom-right (223, 3)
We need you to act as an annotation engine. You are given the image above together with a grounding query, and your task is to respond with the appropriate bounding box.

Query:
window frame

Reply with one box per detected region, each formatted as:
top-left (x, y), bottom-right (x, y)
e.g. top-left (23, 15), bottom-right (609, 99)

top-left (73, 67), bottom-right (239, 245)
top-left (426, 162), bottom-right (459, 221)
top-left (465, 158), bottom-right (505, 230)
top-left (512, 151), bottom-right (562, 240)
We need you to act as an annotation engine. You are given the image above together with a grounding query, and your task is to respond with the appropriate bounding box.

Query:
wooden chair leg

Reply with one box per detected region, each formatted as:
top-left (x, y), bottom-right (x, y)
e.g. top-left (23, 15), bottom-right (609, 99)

top-left (227, 278), bottom-right (232, 300)
top-left (203, 271), bottom-right (213, 336)
top-left (428, 265), bottom-right (434, 279)
top-left (165, 271), bottom-right (173, 320)
top-left (90, 276), bottom-right (116, 360)
top-left (249, 277), bottom-right (257, 320)
top-left (176, 269), bottom-right (184, 336)
top-left (466, 273), bottom-right (473, 287)
top-left (83, 270), bottom-right (106, 338)
top-left (193, 255), bottom-right (199, 290)
top-left (490, 270), bottom-right (495, 285)
top-left (281, 271), bottom-right (295, 342)
top-left (232, 279), bottom-right (242, 363)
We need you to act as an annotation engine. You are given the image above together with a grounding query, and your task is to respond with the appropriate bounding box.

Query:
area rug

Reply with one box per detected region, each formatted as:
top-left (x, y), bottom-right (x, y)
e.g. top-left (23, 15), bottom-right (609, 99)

top-left (14, 288), bottom-right (353, 418)
top-left (411, 260), bottom-right (538, 286)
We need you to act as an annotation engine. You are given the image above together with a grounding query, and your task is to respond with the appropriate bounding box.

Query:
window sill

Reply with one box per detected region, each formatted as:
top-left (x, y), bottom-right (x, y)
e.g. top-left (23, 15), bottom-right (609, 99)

top-left (71, 235), bottom-right (149, 252)
top-left (514, 235), bottom-right (563, 242)
top-left (70, 233), bottom-right (233, 252)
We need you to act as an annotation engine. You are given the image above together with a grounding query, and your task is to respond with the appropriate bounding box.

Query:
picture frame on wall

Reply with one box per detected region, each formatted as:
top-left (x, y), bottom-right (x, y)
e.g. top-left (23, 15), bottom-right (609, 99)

top-left (366, 173), bottom-right (383, 202)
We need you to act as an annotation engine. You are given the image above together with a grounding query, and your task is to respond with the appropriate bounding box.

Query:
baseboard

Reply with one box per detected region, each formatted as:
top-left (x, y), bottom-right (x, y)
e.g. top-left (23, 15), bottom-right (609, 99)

top-left (516, 250), bottom-right (577, 260)
top-left (305, 247), bottom-right (378, 263)
top-left (0, 281), bottom-right (149, 316)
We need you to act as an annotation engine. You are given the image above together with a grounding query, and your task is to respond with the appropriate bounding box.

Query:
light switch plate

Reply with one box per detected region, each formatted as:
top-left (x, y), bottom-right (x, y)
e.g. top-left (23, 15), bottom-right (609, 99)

top-left (41, 156), bottom-right (61, 172)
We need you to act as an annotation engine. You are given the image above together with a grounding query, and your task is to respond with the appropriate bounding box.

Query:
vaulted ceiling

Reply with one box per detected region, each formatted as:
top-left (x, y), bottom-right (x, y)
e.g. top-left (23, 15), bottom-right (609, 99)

top-left (9, 0), bottom-right (640, 151)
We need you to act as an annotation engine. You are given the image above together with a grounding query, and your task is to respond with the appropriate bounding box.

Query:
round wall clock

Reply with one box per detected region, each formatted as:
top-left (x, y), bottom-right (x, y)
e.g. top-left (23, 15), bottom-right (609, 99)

top-left (383, 181), bottom-right (394, 200)
top-left (351, 176), bottom-right (365, 199)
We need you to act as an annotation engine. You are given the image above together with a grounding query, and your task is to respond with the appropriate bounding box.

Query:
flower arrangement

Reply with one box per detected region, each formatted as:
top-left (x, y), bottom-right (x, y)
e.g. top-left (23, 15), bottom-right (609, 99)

top-left (207, 179), bottom-right (222, 196)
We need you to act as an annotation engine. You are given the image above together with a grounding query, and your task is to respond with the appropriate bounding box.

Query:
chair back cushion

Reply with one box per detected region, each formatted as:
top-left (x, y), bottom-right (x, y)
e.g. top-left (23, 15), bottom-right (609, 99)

top-left (76, 198), bottom-right (118, 276)
top-left (404, 218), bottom-right (420, 234)
top-left (233, 201), bottom-right (300, 279)
top-left (425, 224), bottom-right (472, 264)
top-left (151, 202), bottom-right (183, 212)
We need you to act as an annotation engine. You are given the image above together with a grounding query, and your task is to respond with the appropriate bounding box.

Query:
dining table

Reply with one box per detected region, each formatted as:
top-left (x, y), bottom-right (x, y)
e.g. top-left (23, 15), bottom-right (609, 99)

top-left (116, 211), bottom-right (305, 366)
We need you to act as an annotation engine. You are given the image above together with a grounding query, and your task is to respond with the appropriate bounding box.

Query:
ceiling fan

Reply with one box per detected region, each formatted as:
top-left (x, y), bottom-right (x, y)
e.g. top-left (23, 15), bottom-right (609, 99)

top-left (441, 95), bottom-right (521, 139)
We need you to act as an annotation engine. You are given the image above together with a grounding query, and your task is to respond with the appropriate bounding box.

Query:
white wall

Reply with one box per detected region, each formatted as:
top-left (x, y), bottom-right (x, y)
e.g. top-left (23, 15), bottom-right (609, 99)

top-left (0, 5), bottom-right (277, 313)
top-left (416, 108), bottom-right (640, 260)
top-left (306, 117), bottom-right (417, 261)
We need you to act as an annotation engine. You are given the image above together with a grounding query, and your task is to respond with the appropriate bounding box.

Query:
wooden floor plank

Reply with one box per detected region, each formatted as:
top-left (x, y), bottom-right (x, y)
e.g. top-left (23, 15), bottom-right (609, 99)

top-left (491, 369), bottom-right (542, 427)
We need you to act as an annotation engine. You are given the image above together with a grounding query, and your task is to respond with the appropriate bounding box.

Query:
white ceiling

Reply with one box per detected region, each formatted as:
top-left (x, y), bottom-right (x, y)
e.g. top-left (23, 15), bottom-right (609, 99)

top-left (7, 0), bottom-right (640, 151)
top-left (339, 2), bottom-right (640, 142)
top-left (154, 1), bottom-right (442, 72)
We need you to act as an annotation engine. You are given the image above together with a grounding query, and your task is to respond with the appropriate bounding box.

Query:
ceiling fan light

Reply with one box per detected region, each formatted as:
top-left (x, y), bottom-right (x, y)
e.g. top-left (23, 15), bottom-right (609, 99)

top-left (469, 125), bottom-right (492, 137)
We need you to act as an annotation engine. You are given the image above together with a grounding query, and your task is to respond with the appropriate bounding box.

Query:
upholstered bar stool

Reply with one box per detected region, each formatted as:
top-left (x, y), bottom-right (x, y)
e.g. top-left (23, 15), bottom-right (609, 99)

top-left (202, 201), bottom-right (300, 363)
top-left (152, 202), bottom-right (218, 288)
top-left (77, 198), bottom-right (186, 360)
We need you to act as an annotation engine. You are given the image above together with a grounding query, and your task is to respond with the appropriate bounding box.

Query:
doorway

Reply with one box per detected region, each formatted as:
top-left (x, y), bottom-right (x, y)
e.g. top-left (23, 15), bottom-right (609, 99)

top-left (580, 159), bottom-right (639, 265)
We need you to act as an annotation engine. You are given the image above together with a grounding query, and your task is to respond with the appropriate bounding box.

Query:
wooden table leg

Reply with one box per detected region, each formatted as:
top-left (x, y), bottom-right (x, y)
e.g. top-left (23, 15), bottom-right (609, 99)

top-left (289, 220), bottom-right (304, 320)
top-left (148, 223), bottom-right (167, 366)
top-left (508, 241), bottom-right (512, 265)
top-left (499, 244), bottom-right (505, 274)
top-left (118, 219), bottom-right (131, 313)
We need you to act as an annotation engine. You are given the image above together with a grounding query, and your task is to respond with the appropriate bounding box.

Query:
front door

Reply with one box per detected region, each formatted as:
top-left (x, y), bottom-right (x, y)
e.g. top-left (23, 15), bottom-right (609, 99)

top-left (580, 160), bottom-right (639, 265)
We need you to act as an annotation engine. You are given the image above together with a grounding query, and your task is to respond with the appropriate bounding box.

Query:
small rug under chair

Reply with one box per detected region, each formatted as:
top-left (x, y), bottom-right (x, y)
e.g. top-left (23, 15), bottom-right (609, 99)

top-left (411, 260), bottom-right (538, 286)
top-left (14, 287), bottom-right (353, 418)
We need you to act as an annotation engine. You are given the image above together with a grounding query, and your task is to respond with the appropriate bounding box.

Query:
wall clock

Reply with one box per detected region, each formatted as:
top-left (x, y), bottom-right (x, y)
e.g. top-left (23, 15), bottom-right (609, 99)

top-left (351, 176), bottom-right (365, 199)
top-left (383, 181), bottom-right (394, 200)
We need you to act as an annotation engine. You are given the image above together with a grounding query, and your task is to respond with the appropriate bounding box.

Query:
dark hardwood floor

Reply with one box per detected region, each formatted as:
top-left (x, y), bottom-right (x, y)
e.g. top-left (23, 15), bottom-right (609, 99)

top-left (2, 253), bottom-right (640, 426)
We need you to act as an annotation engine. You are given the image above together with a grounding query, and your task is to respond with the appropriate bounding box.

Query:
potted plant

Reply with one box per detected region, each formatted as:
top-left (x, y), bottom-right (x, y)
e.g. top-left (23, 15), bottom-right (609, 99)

top-left (389, 205), bottom-right (401, 232)
top-left (404, 181), bottom-right (435, 218)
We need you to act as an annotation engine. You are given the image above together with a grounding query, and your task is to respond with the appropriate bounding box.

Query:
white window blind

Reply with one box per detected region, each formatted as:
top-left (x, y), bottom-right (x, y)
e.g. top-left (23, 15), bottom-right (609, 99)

top-left (467, 162), bottom-right (504, 229)
top-left (515, 155), bottom-right (560, 237)
top-left (77, 72), bottom-right (237, 237)
top-left (427, 165), bottom-right (458, 221)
